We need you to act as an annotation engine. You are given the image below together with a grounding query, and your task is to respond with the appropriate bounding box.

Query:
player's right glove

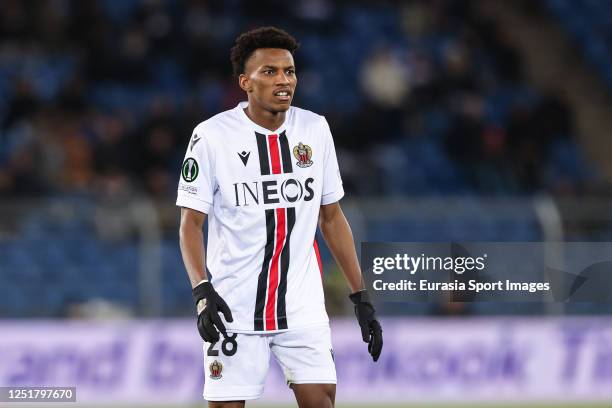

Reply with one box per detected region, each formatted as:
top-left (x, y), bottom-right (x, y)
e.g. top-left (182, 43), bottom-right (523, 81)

top-left (192, 281), bottom-right (233, 343)
top-left (349, 289), bottom-right (383, 362)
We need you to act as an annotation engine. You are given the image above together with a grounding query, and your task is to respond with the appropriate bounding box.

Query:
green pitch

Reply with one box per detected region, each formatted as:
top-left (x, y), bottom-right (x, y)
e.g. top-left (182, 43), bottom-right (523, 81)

top-left (335, 405), bottom-right (606, 408)
top-left (251, 405), bottom-right (610, 408)
top-left (74, 404), bottom-right (612, 408)
top-left (245, 403), bottom-right (612, 408)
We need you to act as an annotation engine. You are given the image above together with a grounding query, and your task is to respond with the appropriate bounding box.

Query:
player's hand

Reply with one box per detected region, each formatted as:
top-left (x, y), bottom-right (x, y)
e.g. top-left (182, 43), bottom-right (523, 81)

top-left (192, 281), bottom-right (233, 343)
top-left (349, 289), bottom-right (383, 362)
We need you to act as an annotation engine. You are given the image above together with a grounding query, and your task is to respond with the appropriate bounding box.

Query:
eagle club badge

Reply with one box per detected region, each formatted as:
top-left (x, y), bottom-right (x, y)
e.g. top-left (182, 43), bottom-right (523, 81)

top-left (293, 142), bottom-right (313, 168)
top-left (209, 360), bottom-right (223, 380)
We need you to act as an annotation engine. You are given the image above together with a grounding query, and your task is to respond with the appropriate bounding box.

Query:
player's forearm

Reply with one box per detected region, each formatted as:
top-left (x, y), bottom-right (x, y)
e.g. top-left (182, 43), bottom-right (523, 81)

top-left (179, 215), bottom-right (208, 288)
top-left (319, 206), bottom-right (364, 293)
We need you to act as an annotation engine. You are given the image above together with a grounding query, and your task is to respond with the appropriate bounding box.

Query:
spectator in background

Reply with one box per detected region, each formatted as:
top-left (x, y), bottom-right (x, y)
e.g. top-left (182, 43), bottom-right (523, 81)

top-left (0, 0), bottom-right (600, 200)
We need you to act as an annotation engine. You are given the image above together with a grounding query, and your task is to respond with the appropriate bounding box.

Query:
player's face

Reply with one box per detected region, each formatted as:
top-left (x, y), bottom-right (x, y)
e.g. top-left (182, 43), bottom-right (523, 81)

top-left (240, 48), bottom-right (297, 113)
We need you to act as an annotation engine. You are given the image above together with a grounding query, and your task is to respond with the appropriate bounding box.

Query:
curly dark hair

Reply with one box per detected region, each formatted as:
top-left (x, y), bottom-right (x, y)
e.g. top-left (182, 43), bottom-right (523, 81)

top-left (230, 26), bottom-right (299, 77)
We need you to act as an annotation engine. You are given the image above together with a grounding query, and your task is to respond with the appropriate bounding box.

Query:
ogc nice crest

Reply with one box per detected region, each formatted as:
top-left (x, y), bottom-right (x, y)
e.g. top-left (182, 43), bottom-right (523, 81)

top-left (209, 360), bottom-right (223, 380)
top-left (293, 142), bottom-right (313, 168)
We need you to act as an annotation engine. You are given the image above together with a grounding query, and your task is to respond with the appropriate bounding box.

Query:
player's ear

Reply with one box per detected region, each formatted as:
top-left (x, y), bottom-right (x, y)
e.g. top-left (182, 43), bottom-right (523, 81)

top-left (239, 74), bottom-right (251, 92)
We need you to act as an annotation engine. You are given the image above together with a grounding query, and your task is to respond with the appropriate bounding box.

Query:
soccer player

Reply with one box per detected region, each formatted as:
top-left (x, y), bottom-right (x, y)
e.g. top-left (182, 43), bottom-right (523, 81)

top-left (177, 27), bottom-right (382, 408)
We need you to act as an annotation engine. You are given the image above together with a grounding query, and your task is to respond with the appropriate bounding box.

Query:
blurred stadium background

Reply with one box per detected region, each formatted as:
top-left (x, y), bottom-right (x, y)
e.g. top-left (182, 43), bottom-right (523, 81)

top-left (2, 0), bottom-right (612, 406)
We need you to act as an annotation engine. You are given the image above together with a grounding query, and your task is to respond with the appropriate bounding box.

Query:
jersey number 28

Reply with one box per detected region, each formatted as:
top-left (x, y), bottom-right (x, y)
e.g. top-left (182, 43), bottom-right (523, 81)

top-left (207, 333), bottom-right (238, 356)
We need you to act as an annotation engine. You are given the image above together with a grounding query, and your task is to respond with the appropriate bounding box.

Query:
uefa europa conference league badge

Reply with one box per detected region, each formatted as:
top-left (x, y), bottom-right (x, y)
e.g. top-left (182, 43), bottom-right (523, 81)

top-left (182, 158), bottom-right (199, 183)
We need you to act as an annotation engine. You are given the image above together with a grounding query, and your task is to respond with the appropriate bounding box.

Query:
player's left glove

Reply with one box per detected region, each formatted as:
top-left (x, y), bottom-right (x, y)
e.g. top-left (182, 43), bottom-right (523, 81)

top-left (349, 289), bottom-right (383, 362)
top-left (192, 281), bottom-right (233, 343)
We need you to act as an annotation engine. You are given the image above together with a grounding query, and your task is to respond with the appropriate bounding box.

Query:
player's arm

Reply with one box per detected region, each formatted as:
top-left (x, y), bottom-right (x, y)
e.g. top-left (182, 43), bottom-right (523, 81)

top-left (179, 207), bottom-right (232, 342)
top-left (179, 207), bottom-right (208, 287)
top-left (318, 202), bottom-right (362, 292)
top-left (319, 202), bottom-right (383, 361)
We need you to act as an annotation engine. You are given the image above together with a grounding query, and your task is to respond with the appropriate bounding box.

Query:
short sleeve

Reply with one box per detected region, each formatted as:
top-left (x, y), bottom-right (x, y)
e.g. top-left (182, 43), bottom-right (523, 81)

top-left (176, 128), bottom-right (216, 214)
top-left (320, 117), bottom-right (345, 205)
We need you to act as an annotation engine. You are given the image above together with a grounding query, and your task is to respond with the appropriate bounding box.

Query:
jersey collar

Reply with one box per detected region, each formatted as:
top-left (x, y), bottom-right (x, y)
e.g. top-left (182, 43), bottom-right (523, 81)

top-left (236, 101), bottom-right (291, 135)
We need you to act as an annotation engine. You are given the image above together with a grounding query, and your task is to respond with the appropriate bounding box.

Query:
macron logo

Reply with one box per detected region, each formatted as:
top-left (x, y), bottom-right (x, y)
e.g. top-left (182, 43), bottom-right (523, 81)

top-left (238, 151), bottom-right (250, 166)
top-left (190, 134), bottom-right (201, 151)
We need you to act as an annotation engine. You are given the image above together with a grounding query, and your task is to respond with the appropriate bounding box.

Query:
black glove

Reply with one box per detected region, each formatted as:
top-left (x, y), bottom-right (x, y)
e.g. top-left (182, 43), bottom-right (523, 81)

top-left (192, 281), bottom-right (233, 343)
top-left (349, 290), bottom-right (383, 362)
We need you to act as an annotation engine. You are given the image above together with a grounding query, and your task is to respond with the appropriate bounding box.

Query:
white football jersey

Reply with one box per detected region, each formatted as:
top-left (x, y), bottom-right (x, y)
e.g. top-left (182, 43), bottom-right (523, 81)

top-left (176, 102), bottom-right (344, 333)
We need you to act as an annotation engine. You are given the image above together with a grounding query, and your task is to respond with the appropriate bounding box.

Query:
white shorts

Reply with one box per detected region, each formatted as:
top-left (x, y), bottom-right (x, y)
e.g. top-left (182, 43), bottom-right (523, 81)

top-left (203, 324), bottom-right (337, 401)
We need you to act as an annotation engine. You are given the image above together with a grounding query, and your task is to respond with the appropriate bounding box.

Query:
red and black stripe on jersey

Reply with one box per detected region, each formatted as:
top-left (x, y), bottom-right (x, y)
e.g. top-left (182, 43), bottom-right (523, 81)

top-left (255, 131), bottom-right (293, 175)
top-left (253, 131), bottom-right (296, 330)
top-left (314, 239), bottom-right (323, 279)
top-left (254, 207), bottom-right (295, 331)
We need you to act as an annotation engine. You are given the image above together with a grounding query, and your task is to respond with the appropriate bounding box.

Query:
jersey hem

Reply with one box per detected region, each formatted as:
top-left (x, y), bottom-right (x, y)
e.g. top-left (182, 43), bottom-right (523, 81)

top-left (176, 194), bottom-right (212, 214)
top-left (224, 320), bottom-right (330, 335)
top-left (204, 393), bottom-right (262, 402)
top-left (286, 379), bottom-right (337, 386)
top-left (204, 385), bottom-right (264, 401)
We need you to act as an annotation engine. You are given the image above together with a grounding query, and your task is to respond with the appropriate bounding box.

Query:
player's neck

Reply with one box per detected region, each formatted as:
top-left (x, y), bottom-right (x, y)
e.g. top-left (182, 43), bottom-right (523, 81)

top-left (244, 105), bottom-right (286, 133)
